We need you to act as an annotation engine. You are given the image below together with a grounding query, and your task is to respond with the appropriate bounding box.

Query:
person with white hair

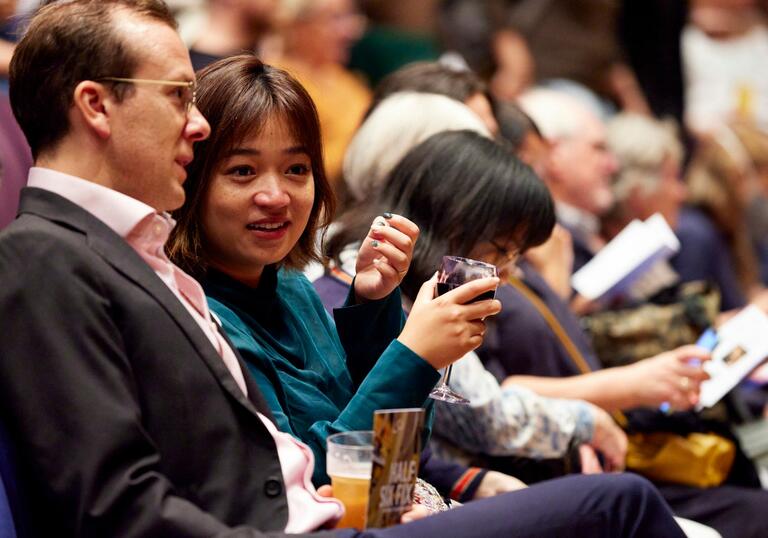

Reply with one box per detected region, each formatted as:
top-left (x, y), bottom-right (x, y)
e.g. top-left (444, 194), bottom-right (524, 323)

top-left (342, 91), bottom-right (490, 202)
top-left (517, 87), bottom-right (618, 272)
top-left (602, 113), bottom-right (687, 239)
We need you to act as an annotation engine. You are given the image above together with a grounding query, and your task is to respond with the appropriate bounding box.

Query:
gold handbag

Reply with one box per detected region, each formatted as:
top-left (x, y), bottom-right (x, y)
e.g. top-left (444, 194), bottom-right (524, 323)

top-left (507, 277), bottom-right (735, 488)
top-left (625, 431), bottom-right (735, 488)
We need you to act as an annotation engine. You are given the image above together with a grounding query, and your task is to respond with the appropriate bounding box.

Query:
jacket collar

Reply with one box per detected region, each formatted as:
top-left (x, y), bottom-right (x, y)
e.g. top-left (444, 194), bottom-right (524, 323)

top-left (18, 187), bottom-right (273, 420)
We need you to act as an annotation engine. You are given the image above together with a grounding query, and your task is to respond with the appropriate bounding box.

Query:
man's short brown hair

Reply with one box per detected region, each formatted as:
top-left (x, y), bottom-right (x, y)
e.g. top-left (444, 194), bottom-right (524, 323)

top-left (9, 0), bottom-right (177, 159)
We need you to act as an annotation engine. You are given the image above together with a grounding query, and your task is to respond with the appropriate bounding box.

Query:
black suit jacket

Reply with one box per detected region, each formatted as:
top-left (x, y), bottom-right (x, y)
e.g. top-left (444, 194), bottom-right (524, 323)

top-left (0, 188), bottom-right (342, 537)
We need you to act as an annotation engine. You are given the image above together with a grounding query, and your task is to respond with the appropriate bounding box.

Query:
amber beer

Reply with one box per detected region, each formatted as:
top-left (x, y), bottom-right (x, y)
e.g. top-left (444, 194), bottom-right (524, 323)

top-left (327, 431), bottom-right (373, 529)
top-left (330, 474), bottom-right (371, 529)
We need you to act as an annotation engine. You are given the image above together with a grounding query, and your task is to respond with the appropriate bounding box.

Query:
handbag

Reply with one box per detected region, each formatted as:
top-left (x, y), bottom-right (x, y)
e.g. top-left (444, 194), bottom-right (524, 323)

top-left (624, 431), bottom-right (735, 488)
top-left (507, 276), bottom-right (735, 488)
top-left (581, 281), bottom-right (721, 368)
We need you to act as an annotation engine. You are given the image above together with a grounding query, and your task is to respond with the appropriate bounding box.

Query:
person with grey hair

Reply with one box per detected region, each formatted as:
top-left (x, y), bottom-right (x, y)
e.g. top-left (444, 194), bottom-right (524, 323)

top-left (602, 113), bottom-right (687, 239)
top-left (517, 88), bottom-right (618, 272)
top-left (342, 91), bottom-right (490, 202)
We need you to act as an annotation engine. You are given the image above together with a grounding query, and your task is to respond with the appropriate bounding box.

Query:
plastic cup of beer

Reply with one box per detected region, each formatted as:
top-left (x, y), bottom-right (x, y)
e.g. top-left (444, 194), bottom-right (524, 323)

top-left (326, 431), bottom-right (373, 529)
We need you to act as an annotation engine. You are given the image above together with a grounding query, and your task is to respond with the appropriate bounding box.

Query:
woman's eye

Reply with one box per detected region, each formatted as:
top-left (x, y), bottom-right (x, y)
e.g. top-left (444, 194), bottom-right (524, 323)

top-left (225, 165), bottom-right (256, 178)
top-left (286, 163), bottom-right (310, 176)
top-left (174, 87), bottom-right (186, 101)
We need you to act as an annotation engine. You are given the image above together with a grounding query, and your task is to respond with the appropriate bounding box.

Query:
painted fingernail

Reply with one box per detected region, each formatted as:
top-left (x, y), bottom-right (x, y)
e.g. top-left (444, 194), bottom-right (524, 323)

top-left (383, 212), bottom-right (393, 219)
top-left (371, 240), bottom-right (379, 247)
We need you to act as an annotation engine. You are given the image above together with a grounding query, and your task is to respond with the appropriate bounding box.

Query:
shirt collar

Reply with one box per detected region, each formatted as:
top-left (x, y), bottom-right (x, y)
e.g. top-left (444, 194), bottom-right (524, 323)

top-left (556, 201), bottom-right (600, 238)
top-left (27, 166), bottom-right (159, 239)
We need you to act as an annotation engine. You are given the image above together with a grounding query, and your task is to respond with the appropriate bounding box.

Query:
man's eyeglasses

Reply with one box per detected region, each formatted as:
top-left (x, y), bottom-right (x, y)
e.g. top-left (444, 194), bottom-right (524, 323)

top-left (490, 240), bottom-right (520, 266)
top-left (97, 77), bottom-right (197, 113)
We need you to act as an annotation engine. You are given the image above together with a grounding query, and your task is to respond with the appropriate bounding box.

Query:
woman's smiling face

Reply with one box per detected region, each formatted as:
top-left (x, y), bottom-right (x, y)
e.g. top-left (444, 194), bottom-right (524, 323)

top-left (202, 114), bottom-right (315, 286)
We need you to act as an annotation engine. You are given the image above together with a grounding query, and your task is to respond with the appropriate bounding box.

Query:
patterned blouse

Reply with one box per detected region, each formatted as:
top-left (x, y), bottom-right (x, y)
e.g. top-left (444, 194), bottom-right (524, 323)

top-left (311, 247), bottom-right (595, 466)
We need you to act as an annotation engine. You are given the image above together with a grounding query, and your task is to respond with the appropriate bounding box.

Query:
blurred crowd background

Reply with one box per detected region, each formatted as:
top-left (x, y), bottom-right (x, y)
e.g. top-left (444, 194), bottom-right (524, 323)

top-left (2, 0), bottom-right (768, 305)
top-left (2, 0), bottom-right (768, 223)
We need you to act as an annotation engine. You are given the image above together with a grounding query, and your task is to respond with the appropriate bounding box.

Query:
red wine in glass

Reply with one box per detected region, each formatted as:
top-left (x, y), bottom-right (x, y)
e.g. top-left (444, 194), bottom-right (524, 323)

top-left (429, 256), bottom-right (498, 404)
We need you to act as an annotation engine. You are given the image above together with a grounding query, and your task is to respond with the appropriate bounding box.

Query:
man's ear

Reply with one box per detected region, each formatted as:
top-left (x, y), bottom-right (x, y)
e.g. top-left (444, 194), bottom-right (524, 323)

top-left (545, 141), bottom-right (566, 185)
top-left (72, 80), bottom-right (113, 140)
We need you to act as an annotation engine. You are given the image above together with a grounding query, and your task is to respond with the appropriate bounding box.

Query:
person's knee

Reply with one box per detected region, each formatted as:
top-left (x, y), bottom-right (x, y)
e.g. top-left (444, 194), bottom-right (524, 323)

top-left (600, 474), bottom-right (671, 522)
top-left (601, 473), bottom-right (658, 501)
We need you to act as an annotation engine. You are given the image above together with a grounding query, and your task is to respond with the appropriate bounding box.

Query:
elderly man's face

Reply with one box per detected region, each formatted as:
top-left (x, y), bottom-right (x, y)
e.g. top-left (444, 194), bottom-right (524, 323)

top-left (631, 156), bottom-right (687, 228)
top-left (104, 14), bottom-right (210, 212)
top-left (552, 116), bottom-right (618, 216)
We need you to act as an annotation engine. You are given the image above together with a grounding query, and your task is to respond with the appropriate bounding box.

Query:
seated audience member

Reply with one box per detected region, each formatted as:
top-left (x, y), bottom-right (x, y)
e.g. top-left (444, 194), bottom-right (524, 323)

top-left (185, 0), bottom-right (278, 72)
top-left (479, 252), bottom-right (768, 538)
top-left (674, 124), bottom-right (768, 311)
top-left (0, 1), bottom-right (687, 537)
top-left (0, 91), bottom-right (31, 229)
top-left (367, 60), bottom-right (499, 135)
top-left (163, 53), bottom-right (687, 536)
top-left (320, 130), bottom-right (627, 473)
top-left (516, 88), bottom-right (618, 274)
top-left (343, 92), bottom-right (489, 203)
top-left (0, 0), bottom-right (18, 87)
top-left (168, 55), bottom-right (501, 486)
top-left (266, 0), bottom-right (369, 185)
top-left (601, 113), bottom-right (687, 239)
top-left (605, 113), bottom-right (768, 418)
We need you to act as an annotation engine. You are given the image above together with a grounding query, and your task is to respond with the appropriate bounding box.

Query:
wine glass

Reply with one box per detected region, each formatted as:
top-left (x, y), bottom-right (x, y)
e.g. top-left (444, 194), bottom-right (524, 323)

top-left (429, 255), bottom-right (498, 404)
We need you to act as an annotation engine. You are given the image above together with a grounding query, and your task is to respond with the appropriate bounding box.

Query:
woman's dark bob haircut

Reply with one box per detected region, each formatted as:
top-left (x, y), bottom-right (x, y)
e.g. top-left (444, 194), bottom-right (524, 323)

top-left (327, 130), bottom-right (555, 299)
top-left (168, 55), bottom-right (334, 278)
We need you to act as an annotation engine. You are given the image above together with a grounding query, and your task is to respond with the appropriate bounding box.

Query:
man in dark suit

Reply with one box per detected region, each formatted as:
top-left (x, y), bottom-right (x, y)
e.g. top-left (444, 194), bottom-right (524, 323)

top-left (0, 1), bottom-right (687, 537)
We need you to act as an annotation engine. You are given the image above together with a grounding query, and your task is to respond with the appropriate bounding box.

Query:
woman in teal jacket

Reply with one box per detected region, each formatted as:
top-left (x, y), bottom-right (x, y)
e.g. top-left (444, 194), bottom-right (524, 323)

top-left (167, 55), bottom-right (500, 486)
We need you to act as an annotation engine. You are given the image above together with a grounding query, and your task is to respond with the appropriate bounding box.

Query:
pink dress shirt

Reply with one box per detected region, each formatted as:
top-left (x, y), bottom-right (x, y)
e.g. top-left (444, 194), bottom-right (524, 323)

top-left (27, 167), bottom-right (344, 532)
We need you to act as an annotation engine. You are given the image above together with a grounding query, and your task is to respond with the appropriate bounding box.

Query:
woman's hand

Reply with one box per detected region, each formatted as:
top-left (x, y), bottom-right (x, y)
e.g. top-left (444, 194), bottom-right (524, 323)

top-left (578, 445), bottom-right (604, 474)
top-left (626, 345), bottom-right (711, 410)
top-left (587, 404), bottom-right (627, 472)
top-left (354, 213), bottom-right (419, 302)
top-left (472, 470), bottom-right (527, 499)
top-left (398, 274), bottom-right (501, 370)
top-left (316, 485), bottom-right (431, 525)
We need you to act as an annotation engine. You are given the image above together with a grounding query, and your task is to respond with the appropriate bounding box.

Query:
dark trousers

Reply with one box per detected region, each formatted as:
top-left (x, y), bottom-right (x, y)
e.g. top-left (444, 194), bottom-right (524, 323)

top-left (349, 474), bottom-right (685, 538)
top-left (660, 483), bottom-right (768, 538)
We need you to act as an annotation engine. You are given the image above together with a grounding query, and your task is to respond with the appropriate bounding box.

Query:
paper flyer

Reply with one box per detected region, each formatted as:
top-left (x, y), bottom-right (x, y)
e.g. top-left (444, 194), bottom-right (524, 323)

top-left (572, 213), bottom-right (680, 303)
top-left (698, 305), bottom-right (768, 408)
top-left (365, 408), bottom-right (425, 529)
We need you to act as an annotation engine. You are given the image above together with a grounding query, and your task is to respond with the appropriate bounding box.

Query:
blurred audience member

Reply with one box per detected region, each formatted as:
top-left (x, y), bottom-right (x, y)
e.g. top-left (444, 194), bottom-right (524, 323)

top-left (268, 0), bottom-right (368, 185)
top-left (0, 0), bottom-right (19, 86)
top-left (602, 113), bottom-right (687, 238)
top-left (733, 124), bottom-right (768, 285)
top-left (0, 92), bottom-right (31, 229)
top-left (517, 88), bottom-right (618, 273)
top-left (349, 0), bottom-right (441, 86)
top-left (683, 0), bottom-right (768, 134)
top-left (674, 124), bottom-right (768, 310)
top-left (324, 130), bottom-right (628, 477)
top-left (369, 60), bottom-right (498, 134)
top-left (185, 0), bottom-right (277, 72)
top-left (343, 92), bottom-right (489, 203)
top-left (437, 1), bottom-right (533, 102)
top-left (439, 0), bottom-right (649, 113)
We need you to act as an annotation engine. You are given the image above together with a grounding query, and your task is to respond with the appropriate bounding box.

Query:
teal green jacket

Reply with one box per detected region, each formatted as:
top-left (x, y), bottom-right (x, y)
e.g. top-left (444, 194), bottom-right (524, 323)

top-left (203, 266), bottom-right (439, 485)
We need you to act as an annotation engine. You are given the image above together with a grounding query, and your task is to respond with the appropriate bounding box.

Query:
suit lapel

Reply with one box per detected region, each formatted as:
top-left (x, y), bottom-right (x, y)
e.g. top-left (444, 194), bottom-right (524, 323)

top-left (19, 188), bottom-right (264, 419)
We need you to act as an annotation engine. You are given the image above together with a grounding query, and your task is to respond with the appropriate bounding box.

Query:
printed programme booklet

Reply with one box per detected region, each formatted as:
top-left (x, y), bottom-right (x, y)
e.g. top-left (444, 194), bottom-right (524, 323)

top-left (697, 305), bottom-right (768, 409)
top-left (571, 213), bottom-right (680, 303)
top-left (366, 408), bottom-right (424, 529)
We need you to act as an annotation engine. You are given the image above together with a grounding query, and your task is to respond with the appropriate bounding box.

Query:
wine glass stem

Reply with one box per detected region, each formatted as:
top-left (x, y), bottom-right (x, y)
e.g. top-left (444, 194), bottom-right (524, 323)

top-left (443, 365), bottom-right (453, 386)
